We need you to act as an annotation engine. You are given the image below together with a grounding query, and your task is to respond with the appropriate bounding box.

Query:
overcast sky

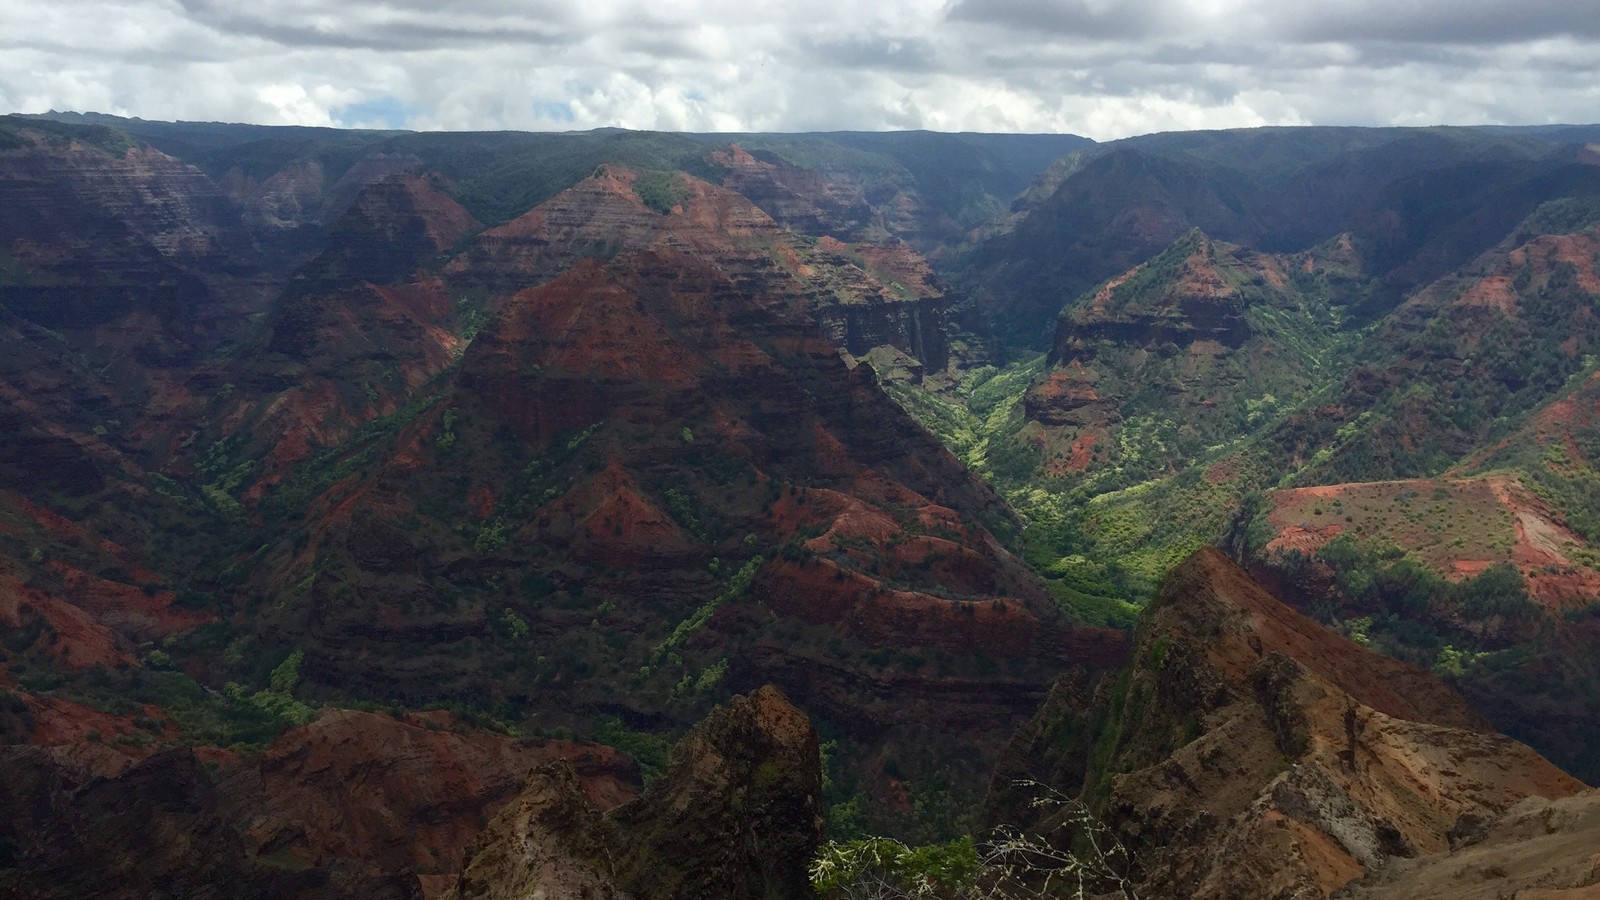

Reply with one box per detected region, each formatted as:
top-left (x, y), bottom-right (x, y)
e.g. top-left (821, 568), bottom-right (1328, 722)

top-left (2, 0), bottom-right (1597, 139)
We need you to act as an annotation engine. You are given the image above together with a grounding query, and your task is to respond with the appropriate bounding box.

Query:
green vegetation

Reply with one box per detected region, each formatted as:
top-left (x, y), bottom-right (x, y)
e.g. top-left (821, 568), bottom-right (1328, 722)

top-left (633, 170), bottom-right (686, 215)
top-left (650, 556), bottom-right (762, 666)
top-left (0, 115), bottom-right (138, 155)
top-left (810, 835), bottom-right (980, 898)
top-left (593, 716), bottom-right (674, 779)
top-left (262, 389), bottom-right (444, 520)
top-left (1518, 196), bottom-right (1600, 236)
top-left (810, 781), bottom-right (1137, 899)
top-left (224, 649), bottom-right (317, 731)
top-left (1267, 534), bottom-right (1540, 663)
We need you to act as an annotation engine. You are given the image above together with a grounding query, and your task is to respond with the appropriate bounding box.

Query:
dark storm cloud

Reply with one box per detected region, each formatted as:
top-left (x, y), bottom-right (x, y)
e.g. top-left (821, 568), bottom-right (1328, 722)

top-left (943, 0), bottom-right (1600, 48)
top-left (620, 35), bottom-right (712, 62)
top-left (799, 36), bottom-right (944, 74)
top-left (945, 0), bottom-right (1170, 39)
top-left (1280, 0), bottom-right (1600, 45)
top-left (177, 0), bottom-right (573, 50)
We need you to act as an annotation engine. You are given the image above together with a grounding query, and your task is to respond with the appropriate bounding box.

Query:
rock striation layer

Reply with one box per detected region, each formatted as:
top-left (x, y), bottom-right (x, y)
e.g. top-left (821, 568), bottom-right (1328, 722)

top-left (990, 548), bottom-right (1585, 900)
top-left (447, 686), bottom-right (823, 900)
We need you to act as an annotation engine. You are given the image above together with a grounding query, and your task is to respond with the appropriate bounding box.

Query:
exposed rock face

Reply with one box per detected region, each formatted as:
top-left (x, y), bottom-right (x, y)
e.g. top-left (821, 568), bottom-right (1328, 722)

top-left (0, 134), bottom-right (248, 272)
top-left (206, 174), bottom-right (483, 489)
top-left (959, 147), bottom-right (1251, 345)
top-left (218, 709), bottom-right (639, 888)
top-left (1230, 216), bottom-right (1600, 785)
top-left (445, 164), bottom-right (780, 298)
top-left (446, 763), bottom-right (626, 900)
top-left (447, 686), bottom-right (824, 900)
top-left (1254, 476), bottom-right (1600, 613)
top-left (1047, 229), bottom-right (1253, 359)
top-left (959, 131), bottom-right (1600, 347)
top-left (0, 746), bottom-right (420, 899)
top-left (1018, 229), bottom-right (1329, 480)
top-left (1344, 789), bottom-right (1600, 899)
top-left (0, 123), bottom-right (276, 476)
top-left (252, 246), bottom-right (1096, 819)
top-left (710, 143), bottom-right (873, 238)
top-left (0, 127), bottom-right (265, 353)
top-left (296, 171), bottom-right (481, 287)
top-left (0, 489), bottom-right (214, 708)
top-left (608, 685), bottom-right (823, 898)
top-left (990, 548), bottom-right (1584, 900)
top-left (0, 709), bottom-right (639, 899)
top-left (446, 165), bottom-right (950, 372)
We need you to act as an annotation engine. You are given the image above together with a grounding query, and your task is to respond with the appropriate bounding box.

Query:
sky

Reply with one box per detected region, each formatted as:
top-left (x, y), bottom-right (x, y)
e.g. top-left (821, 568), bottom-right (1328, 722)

top-left (1, 0), bottom-right (1598, 140)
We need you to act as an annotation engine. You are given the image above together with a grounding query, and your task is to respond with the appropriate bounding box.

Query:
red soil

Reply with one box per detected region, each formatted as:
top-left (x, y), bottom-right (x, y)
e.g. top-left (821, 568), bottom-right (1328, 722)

top-left (222, 708), bottom-right (639, 881)
top-left (0, 573), bottom-right (132, 669)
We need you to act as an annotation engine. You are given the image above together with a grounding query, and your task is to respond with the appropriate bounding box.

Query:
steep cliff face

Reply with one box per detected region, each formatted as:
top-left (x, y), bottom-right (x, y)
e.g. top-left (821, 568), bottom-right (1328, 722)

top-left (989, 548), bottom-right (1583, 900)
top-left (0, 709), bottom-right (640, 899)
top-left (445, 165), bottom-right (772, 296)
top-left (447, 686), bottom-right (823, 900)
top-left (705, 133), bottom-right (1095, 253)
top-left (444, 763), bottom-right (625, 900)
top-left (956, 131), bottom-right (1600, 346)
top-left (1281, 214), bottom-right (1600, 489)
top-left (220, 151), bottom-right (431, 268)
top-left (1010, 229), bottom-right (1343, 484)
top-left (234, 247), bottom-right (1118, 832)
top-left (217, 709), bottom-right (638, 893)
top-left (0, 746), bottom-right (422, 899)
top-left (1345, 788), bottom-right (1600, 899)
top-left (205, 173), bottom-right (483, 489)
top-left (296, 171), bottom-right (481, 287)
top-left (445, 165), bottom-right (950, 373)
top-left (0, 125), bottom-right (265, 342)
top-left (1231, 209), bottom-right (1600, 783)
top-left (957, 148), bottom-right (1257, 344)
top-left (0, 122), bottom-right (278, 474)
top-left (710, 143), bottom-right (875, 239)
top-left (608, 686), bottom-right (823, 897)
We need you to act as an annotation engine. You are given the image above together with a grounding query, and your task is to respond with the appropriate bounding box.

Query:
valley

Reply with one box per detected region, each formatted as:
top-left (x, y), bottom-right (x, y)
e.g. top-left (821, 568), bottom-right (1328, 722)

top-left (2, 111), bottom-right (1599, 897)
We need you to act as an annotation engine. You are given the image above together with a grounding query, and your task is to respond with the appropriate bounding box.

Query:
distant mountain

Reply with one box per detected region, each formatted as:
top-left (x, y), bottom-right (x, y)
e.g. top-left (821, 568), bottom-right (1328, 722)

top-left (6, 110), bottom-right (1600, 893)
top-left (895, 128), bottom-right (1600, 783)
top-left (955, 125), bottom-right (1600, 346)
top-left (0, 113), bottom-right (1117, 855)
top-left (24, 111), bottom-right (1091, 250)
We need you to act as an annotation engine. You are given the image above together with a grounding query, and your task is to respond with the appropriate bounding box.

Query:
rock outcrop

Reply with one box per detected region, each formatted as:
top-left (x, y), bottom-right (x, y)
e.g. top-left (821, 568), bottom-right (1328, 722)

top-left (1017, 229), bottom-right (1331, 481)
top-left (1344, 788), bottom-right (1600, 899)
top-left (216, 173), bottom-right (483, 487)
top-left (445, 164), bottom-right (950, 372)
top-left (447, 686), bottom-right (824, 900)
top-left (990, 548), bottom-right (1585, 900)
top-left (218, 709), bottom-right (638, 893)
top-left (0, 708), bottom-right (641, 899)
top-left (0, 745), bottom-right (420, 899)
top-left (254, 245), bottom-right (1095, 826)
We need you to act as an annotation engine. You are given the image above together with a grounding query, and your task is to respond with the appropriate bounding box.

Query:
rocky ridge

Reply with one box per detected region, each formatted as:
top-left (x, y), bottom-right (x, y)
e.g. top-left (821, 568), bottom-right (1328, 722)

top-left (446, 686), bottom-right (823, 900)
top-left (988, 548), bottom-right (1584, 899)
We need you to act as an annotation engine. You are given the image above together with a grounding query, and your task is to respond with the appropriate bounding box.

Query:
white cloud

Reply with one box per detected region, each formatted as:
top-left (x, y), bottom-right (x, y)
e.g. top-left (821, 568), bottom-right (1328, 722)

top-left (255, 83), bottom-right (363, 127)
top-left (0, 0), bottom-right (1596, 138)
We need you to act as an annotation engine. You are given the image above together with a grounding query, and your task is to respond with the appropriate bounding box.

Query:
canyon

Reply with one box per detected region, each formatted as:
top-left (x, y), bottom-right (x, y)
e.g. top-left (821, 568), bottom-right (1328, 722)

top-left (2, 112), bottom-right (1599, 896)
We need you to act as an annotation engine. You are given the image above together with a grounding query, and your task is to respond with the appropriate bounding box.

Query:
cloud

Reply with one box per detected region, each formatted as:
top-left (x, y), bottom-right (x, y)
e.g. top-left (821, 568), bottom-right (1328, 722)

top-left (1277, 0), bottom-right (1600, 45)
top-left (0, 0), bottom-right (1596, 139)
top-left (945, 0), bottom-right (1174, 39)
top-left (798, 35), bottom-right (945, 74)
top-left (175, 0), bottom-right (574, 50)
